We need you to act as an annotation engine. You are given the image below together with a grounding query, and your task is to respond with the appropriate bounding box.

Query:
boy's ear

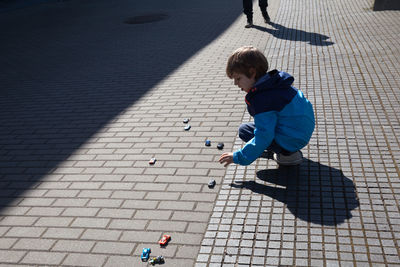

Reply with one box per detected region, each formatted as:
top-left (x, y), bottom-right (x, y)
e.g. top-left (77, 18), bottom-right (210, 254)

top-left (249, 68), bottom-right (257, 79)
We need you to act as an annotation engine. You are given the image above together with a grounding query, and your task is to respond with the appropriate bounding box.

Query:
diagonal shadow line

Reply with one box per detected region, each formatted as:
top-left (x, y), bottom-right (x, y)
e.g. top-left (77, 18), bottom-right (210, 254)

top-left (0, 0), bottom-right (242, 210)
top-left (252, 21), bottom-right (334, 46)
top-left (230, 158), bottom-right (359, 226)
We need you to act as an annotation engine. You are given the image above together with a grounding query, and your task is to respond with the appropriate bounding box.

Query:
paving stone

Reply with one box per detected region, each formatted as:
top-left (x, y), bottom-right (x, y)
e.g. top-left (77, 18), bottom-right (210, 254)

top-left (181, 193), bottom-right (217, 202)
top-left (61, 207), bottom-right (99, 217)
top-left (44, 228), bottom-right (84, 239)
top-left (52, 240), bottom-right (95, 253)
top-left (177, 245), bottom-right (201, 258)
top-left (0, 216), bottom-right (38, 226)
top-left (0, 250), bottom-right (26, 263)
top-left (5, 227), bottom-right (46, 238)
top-left (62, 253), bottom-right (107, 266)
top-left (81, 229), bottom-right (121, 241)
top-left (21, 251), bottom-right (66, 265)
top-left (92, 241), bottom-right (135, 255)
top-left (145, 192), bottom-right (181, 200)
top-left (97, 208), bottom-right (134, 219)
top-left (122, 200), bottom-right (158, 209)
top-left (187, 223), bottom-right (208, 234)
top-left (13, 238), bottom-right (55, 251)
top-left (134, 210), bottom-right (172, 220)
top-left (104, 256), bottom-right (137, 267)
top-left (134, 182), bottom-right (168, 191)
top-left (158, 201), bottom-right (195, 211)
top-left (87, 199), bottom-right (123, 208)
top-left (0, 238), bottom-right (17, 249)
top-left (71, 217), bottom-right (110, 228)
top-left (147, 220), bottom-right (187, 232)
top-left (169, 233), bottom-right (204, 245)
top-left (172, 211), bottom-right (210, 222)
top-left (120, 231), bottom-right (161, 243)
top-left (35, 217), bottom-right (73, 227)
top-left (53, 198), bottom-right (89, 207)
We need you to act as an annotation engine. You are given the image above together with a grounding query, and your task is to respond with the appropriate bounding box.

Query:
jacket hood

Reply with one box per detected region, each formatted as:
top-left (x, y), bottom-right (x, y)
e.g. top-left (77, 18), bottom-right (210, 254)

top-left (252, 69), bottom-right (294, 91)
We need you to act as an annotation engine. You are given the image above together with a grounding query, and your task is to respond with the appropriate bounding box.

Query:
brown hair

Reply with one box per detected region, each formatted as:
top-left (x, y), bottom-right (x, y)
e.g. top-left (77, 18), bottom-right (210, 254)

top-left (226, 46), bottom-right (269, 80)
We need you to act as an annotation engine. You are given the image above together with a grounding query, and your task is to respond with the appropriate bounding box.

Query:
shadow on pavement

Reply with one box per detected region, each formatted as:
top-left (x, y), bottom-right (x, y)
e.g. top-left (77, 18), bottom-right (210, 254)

top-left (0, 0), bottom-right (241, 209)
top-left (230, 159), bottom-right (359, 226)
top-left (253, 21), bottom-right (334, 46)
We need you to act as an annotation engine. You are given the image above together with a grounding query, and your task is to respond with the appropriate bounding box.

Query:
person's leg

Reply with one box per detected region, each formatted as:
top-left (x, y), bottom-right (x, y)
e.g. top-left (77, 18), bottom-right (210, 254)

top-left (239, 123), bottom-right (288, 151)
top-left (239, 123), bottom-right (277, 158)
top-left (258, 0), bottom-right (268, 9)
top-left (243, 0), bottom-right (253, 27)
top-left (266, 140), bottom-right (288, 154)
top-left (268, 140), bottom-right (303, 156)
top-left (258, 0), bottom-right (270, 23)
top-left (238, 122), bottom-right (255, 142)
top-left (238, 123), bottom-right (301, 163)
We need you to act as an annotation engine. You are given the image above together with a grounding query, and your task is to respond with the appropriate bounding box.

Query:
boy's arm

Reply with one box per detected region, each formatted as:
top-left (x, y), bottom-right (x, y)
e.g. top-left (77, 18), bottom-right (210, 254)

top-left (233, 112), bottom-right (277, 165)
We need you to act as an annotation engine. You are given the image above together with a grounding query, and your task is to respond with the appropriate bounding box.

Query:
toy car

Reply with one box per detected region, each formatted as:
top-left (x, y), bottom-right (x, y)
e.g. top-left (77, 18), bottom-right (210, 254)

top-left (208, 179), bottom-right (216, 188)
top-left (149, 256), bottom-right (165, 265)
top-left (159, 234), bottom-right (171, 246)
top-left (205, 139), bottom-right (211, 146)
top-left (149, 157), bottom-right (156, 165)
top-left (217, 142), bottom-right (224, 150)
top-left (141, 248), bottom-right (151, 261)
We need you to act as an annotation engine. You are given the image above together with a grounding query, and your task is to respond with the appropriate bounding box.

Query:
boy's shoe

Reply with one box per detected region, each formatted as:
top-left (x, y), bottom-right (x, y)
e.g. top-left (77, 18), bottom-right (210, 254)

top-left (273, 151), bottom-right (303, 166)
top-left (245, 19), bottom-right (253, 28)
top-left (263, 12), bottom-right (271, 23)
top-left (260, 150), bottom-right (274, 159)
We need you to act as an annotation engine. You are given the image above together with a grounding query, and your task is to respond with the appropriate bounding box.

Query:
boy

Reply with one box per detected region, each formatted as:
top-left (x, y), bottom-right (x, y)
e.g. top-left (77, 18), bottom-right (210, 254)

top-left (219, 46), bottom-right (315, 167)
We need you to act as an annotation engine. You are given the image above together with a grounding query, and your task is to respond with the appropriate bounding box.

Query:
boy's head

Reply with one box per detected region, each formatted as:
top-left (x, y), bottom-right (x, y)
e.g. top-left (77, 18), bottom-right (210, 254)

top-left (226, 46), bottom-right (269, 81)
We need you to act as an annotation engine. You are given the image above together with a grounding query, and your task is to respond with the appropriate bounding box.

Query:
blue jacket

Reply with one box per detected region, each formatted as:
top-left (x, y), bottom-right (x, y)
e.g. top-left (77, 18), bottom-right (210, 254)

top-left (233, 70), bottom-right (315, 165)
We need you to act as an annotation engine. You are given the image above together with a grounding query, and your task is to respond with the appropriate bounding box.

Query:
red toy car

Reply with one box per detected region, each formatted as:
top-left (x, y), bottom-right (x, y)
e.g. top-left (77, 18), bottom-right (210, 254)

top-left (159, 235), bottom-right (171, 246)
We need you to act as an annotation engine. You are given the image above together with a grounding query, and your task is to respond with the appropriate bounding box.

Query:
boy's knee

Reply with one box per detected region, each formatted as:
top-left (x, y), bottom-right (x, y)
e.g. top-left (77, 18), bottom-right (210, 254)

top-left (238, 123), bottom-right (254, 142)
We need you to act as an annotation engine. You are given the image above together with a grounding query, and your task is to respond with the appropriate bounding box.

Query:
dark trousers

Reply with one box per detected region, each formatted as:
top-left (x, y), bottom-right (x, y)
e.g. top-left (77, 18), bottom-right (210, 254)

top-left (243, 0), bottom-right (268, 19)
top-left (238, 122), bottom-right (292, 155)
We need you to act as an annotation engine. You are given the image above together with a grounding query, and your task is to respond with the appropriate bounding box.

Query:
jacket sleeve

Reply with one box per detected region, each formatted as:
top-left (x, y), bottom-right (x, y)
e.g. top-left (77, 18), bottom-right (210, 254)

top-left (233, 111), bottom-right (277, 165)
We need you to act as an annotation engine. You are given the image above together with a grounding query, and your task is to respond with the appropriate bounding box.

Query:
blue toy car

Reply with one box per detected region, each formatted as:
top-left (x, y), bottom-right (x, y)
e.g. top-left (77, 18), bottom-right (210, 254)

top-left (141, 248), bottom-right (151, 261)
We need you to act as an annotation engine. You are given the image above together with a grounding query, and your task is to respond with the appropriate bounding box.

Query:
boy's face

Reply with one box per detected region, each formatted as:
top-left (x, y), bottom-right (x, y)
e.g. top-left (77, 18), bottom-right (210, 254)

top-left (232, 71), bottom-right (256, 93)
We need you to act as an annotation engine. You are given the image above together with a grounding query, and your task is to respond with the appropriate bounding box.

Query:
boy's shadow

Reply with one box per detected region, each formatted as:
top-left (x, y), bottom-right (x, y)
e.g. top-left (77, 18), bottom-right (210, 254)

top-left (253, 22), bottom-right (334, 46)
top-left (230, 159), bottom-right (359, 225)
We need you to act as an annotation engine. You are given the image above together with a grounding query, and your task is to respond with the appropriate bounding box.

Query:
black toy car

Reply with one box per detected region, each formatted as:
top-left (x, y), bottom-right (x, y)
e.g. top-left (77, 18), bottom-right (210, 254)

top-left (208, 179), bottom-right (216, 188)
top-left (149, 255), bottom-right (165, 265)
top-left (217, 142), bottom-right (224, 150)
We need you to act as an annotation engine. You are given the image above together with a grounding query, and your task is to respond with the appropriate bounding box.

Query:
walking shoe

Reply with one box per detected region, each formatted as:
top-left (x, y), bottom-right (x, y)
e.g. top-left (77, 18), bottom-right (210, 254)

top-left (245, 19), bottom-right (253, 28)
top-left (260, 150), bottom-right (274, 159)
top-left (263, 12), bottom-right (271, 23)
top-left (273, 151), bottom-right (303, 165)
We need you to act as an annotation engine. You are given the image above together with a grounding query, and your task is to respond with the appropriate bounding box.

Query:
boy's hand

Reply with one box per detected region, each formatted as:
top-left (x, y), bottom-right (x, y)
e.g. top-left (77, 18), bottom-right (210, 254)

top-left (219, 152), bottom-right (234, 167)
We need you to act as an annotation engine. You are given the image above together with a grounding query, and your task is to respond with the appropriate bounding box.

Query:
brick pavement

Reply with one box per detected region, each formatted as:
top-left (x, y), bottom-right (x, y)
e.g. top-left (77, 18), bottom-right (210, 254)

top-left (0, 0), bottom-right (400, 266)
top-left (196, 0), bottom-right (400, 266)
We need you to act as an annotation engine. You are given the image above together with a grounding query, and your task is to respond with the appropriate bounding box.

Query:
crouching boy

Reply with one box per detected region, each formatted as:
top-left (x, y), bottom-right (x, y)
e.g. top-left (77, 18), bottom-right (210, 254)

top-left (219, 46), bottom-right (315, 167)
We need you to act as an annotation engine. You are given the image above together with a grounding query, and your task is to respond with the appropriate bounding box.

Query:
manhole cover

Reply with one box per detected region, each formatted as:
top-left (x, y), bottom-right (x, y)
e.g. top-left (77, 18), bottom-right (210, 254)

top-left (124, 13), bottom-right (169, 24)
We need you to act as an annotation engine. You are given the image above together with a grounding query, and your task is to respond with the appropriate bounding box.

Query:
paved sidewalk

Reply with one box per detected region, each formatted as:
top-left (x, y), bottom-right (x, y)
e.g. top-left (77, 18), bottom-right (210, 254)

top-left (196, 0), bottom-right (400, 266)
top-left (1, 0), bottom-right (400, 266)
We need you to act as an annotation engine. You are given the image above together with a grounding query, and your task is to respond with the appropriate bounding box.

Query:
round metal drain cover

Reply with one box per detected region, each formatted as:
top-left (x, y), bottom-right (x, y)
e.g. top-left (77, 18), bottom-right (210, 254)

top-left (124, 13), bottom-right (168, 24)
